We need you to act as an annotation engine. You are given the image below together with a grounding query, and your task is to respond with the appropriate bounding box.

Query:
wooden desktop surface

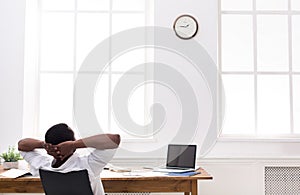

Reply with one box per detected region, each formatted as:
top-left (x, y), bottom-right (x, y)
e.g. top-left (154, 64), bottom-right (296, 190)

top-left (0, 166), bottom-right (212, 194)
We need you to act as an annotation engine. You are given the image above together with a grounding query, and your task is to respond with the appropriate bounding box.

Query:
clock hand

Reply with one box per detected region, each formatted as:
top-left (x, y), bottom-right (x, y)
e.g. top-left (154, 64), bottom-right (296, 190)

top-left (179, 24), bottom-right (190, 28)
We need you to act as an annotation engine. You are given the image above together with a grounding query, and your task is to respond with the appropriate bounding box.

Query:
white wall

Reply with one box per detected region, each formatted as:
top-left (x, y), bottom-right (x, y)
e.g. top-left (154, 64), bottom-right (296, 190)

top-left (116, 0), bottom-right (218, 159)
top-left (0, 0), bottom-right (25, 153)
top-left (199, 160), bottom-right (264, 195)
top-left (155, 0), bottom-right (217, 60)
top-left (0, 1), bottom-right (26, 195)
top-left (153, 0), bottom-right (218, 155)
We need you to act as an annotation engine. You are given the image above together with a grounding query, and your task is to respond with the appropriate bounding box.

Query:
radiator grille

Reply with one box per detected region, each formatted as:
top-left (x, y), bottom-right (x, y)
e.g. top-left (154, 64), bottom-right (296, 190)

top-left (265, 167), bottom-right (300, 195)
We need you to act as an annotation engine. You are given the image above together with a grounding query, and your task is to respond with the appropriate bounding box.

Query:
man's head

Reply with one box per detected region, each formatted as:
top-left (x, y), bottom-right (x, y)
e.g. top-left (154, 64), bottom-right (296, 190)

top-left (45, 123), bottom-right (75, 145)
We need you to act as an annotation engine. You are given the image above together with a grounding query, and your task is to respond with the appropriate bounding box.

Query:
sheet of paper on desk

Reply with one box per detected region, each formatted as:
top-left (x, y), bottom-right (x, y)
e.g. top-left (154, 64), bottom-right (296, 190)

top-left (0, 169), bottom-right (31, 178)
top-left (101, 170), bottom-right (125, 178)
top-left (138, 171), bottom-right (168, 177)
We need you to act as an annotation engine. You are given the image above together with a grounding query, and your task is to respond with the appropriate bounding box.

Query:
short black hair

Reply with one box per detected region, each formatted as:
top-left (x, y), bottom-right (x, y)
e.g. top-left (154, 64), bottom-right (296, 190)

top-left (45, 123), bottom-right (75, 145)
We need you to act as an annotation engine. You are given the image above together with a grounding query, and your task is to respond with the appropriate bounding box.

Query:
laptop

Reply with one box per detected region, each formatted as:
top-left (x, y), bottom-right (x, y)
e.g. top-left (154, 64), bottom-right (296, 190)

top-left (155, 144), bottom-right (197, 173)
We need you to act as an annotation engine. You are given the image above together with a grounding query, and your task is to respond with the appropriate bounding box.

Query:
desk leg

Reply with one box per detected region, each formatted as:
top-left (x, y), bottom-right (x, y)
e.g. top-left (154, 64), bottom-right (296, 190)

top-left (191, 180), bottom-right (198, 195)
top-left (185, 180), bottom-right (198, 195)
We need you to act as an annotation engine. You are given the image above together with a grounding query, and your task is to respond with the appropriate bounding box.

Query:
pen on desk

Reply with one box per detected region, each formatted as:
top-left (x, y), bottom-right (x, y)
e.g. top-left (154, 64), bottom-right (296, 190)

top-left (142, 166), bottom-right (155, 170)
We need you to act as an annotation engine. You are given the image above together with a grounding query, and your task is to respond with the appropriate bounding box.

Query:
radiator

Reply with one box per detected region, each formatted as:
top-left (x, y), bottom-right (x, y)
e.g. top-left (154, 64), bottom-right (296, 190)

top-left (265, 166), bottom-right (300, 195)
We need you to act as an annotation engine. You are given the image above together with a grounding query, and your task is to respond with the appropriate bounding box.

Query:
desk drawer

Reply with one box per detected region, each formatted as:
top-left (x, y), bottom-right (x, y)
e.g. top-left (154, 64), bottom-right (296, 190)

top-left (103, 180), bottom-right (192, 193)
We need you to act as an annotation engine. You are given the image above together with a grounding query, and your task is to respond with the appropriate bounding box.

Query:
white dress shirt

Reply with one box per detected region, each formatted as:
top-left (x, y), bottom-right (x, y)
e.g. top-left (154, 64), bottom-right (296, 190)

top-left (20, 148), bottom-right (116, 195)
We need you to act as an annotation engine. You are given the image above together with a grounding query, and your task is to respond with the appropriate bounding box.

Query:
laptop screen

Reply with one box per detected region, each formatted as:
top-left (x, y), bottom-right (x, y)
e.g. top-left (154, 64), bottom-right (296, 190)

top-left (166, 144), bottom-right (197, 168)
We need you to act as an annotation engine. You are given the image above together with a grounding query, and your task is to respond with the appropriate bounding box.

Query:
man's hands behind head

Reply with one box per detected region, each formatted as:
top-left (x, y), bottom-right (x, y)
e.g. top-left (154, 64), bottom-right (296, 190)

top-left (43, 133), bottom-right (120, 160)
top-left (44, 141), bottom-right (75, 161)
top-left (44, 143), bottom-right (61, 159)
top-left (56, 141), bottom-right (76, 160)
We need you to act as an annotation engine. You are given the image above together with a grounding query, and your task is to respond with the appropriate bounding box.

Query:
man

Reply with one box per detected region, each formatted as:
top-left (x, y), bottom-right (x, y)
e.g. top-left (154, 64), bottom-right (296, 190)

top-left (18, 123), bottom-right (120, 195)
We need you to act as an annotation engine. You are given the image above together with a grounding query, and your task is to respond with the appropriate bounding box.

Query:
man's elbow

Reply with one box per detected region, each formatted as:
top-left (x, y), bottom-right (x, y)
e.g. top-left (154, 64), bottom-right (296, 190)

top-left (109, 134), bottom-right (121, 148)
top-left (18, 139), bottom-right (27, 151)
top-left (18, 139), bottom-right (31, 152)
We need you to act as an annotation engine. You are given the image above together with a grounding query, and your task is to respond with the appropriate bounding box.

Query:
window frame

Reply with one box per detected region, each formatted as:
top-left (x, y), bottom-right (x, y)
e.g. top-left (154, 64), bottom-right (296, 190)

top-left (23, 0), bottom-right (155, 142)
top-left (218, 0), bottom-right (300, 139)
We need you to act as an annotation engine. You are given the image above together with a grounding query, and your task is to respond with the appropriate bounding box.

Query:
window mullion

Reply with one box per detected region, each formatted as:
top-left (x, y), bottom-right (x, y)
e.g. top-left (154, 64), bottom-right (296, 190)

top-left (37, 0), bottom-right (43, 137)
top-left (72, 0), bottom-right (78, 129)
top-left (288, 0), bottom-right (294, 134)
top-left (108, 0), bottom-right (113, 133)
top-left (253, 0), bottom-right (258, 135)
top-left (218, 0), bottom-right (223, 133)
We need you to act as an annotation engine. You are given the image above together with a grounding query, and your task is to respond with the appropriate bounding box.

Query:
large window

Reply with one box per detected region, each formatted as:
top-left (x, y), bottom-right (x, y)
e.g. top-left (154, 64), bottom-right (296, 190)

top-left (220, 0), bottom-right (300, 137)
top-left (24, 0), bottom-right (154, 140)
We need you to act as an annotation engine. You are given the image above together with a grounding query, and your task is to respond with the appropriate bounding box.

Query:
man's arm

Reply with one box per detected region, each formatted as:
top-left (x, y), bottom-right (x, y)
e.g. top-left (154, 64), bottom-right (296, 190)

top-left (18, 138), bottom-right (45, 152)
top-left (74, 134), bottom-right (121, 149)
top-left (56, 134), bottom-right (120, 160)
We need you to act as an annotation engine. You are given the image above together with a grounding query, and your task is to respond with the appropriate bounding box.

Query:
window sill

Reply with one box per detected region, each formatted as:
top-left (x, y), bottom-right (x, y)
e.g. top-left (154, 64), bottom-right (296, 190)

top-left (217, 136), bottom-right (300, 143)
top-left (204, 136), bottom-right (300, 158)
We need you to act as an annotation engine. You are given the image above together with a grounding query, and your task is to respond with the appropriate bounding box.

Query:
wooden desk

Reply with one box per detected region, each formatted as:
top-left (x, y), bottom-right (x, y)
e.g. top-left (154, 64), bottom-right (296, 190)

top-left (0, 167), bottom-right (212, 195)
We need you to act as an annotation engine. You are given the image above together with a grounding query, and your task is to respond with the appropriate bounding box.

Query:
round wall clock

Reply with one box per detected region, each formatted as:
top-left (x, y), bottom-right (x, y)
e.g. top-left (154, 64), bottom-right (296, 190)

top-left (173, 14), bottom-right (198, 40)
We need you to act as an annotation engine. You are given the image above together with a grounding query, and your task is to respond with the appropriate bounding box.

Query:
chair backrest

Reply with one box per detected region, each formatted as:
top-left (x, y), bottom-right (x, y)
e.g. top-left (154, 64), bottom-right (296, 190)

top-left (39, 169), bottom-right (94, 195)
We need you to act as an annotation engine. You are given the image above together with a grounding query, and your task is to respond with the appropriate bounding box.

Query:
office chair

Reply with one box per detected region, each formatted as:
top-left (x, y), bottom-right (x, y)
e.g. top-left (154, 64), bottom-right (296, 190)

top-left (39, 169), bottom-right (94, 195)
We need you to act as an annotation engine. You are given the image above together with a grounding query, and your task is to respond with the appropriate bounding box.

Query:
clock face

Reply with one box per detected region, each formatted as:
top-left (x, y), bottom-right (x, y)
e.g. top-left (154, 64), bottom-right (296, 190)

top-left (173, 15), bottom-right (198, 39)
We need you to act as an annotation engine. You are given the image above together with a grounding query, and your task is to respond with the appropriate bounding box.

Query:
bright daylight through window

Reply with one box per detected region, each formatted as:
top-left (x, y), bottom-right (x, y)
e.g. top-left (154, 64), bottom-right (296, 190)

top-left (24, 0), bottom-right (154, 140)
top-left (220, 0), bottom-right (300, 137)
